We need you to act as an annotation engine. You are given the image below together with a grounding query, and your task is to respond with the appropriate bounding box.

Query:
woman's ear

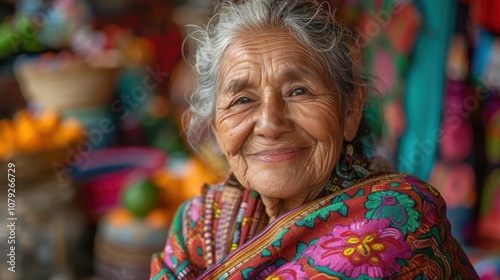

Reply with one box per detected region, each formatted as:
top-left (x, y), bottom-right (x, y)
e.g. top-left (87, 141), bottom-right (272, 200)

top-left (343, 82), bottom-right (367, 141)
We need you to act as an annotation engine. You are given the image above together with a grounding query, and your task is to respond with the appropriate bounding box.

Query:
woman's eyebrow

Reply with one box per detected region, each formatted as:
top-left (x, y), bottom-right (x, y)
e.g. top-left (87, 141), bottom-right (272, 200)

top-left (278, 67), bottom-right (313, 80)
top-left (222, 79), bottom-right (248, 95)
top-left (221, 67), bottom-right (313, 94)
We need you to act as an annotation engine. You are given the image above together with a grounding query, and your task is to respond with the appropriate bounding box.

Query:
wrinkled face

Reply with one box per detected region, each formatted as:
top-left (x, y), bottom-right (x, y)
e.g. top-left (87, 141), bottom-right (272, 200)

top-left (212, 29), bottom-right (362, 201)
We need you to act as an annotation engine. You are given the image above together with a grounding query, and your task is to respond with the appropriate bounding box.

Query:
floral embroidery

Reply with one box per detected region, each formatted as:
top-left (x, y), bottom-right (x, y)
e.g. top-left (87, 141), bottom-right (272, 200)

top-left (190, 198), bottom-right (201, 222)
top-left (271, 228), bottom-right (290, 248)
top-left (257, 261), bottom-right (307, 280)
top-left (152, 174), bottom-right (479, 280)
top-left (187, 236), bottom-right (205, 268)
top-left (163, 238), bottom-right (176, 268)
top-left (371, 179), bottom-right (413, 192)
top-left (303, 218), bottom-right (412, 279)
top-left (365, 190), bottom-right (421, 234)
top-left (296, 189), bottom-right (364, 229)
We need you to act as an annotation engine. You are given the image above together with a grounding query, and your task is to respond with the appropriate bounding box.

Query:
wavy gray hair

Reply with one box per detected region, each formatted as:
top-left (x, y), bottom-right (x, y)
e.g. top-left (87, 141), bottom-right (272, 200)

top-left (185, 0), bottom-right (364, 153)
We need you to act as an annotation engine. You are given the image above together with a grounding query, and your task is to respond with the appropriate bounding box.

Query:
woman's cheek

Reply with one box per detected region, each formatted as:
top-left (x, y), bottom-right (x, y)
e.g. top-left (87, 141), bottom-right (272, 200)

top-left (294, 107), bottom-right (343, 143)
top-left (216, 113), bottom-right (251, 156)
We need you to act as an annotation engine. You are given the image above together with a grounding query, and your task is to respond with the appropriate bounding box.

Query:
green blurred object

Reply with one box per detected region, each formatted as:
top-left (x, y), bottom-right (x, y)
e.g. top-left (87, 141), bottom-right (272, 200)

top-left (143, 113), bottom-right (188, 155)
top-left (0, 17), bottom-right (44, 58)
top-left (0, 21), bottom-right (17, 56)
top-left (122, 179), bottom-right (159, 217)
top-left (13, 16), bottom-right (44, 52)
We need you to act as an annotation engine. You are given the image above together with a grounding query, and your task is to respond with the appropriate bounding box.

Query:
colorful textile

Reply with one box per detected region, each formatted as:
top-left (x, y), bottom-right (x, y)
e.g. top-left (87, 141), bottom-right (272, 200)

top-left (359, 0), bottom-right (421, 165)
top-left (398, 0), bottom-right (457, 181)
top-left (151, 172), bottom-right (479, 279)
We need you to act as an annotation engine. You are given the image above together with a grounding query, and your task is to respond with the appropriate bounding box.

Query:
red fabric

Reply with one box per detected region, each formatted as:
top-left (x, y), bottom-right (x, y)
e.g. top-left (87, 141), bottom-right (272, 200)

top-left (471, 0), bottom-right (500, 33)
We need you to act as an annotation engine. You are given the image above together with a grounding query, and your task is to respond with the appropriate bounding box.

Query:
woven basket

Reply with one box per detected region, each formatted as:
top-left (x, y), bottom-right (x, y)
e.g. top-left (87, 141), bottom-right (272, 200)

top-left (1, 148), bottom-right (69, 184)
top-left (15, 61), bottom-right (120, 110)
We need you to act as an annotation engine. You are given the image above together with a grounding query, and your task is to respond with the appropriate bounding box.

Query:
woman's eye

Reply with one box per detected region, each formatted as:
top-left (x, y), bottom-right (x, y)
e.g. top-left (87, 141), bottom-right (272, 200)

top-left (234, 97), bottom-right (251, 105)
top-left (291, 88), bottom-right (308, 96)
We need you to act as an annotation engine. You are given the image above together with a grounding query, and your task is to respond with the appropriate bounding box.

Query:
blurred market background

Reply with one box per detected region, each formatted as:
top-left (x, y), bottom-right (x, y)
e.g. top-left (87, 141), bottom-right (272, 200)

top-left (0, 0), bottom-right (499, 279)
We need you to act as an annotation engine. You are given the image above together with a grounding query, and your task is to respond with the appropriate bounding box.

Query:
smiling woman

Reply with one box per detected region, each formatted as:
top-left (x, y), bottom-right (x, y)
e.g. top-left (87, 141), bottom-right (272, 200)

top-left (213, 29), bottom-right (361, 220)
top-left (150, 0), bottom-right (480, 279)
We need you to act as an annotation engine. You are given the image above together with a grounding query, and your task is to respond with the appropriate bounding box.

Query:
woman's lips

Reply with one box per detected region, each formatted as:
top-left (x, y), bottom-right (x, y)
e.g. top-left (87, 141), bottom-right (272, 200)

top-left (248, 148), bottom-right (306, 162)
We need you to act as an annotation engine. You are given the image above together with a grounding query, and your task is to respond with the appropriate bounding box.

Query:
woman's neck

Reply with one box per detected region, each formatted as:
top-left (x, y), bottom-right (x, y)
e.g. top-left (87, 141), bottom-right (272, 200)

top-left (261, 186), bottom-right (324, 224)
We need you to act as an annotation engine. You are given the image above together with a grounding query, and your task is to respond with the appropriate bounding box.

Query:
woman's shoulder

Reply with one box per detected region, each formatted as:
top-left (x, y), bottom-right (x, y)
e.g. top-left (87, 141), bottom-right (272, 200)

top-left (360, 172), bottom-right (441, 192)
top-left (357, 172), bottom-right (447, 208)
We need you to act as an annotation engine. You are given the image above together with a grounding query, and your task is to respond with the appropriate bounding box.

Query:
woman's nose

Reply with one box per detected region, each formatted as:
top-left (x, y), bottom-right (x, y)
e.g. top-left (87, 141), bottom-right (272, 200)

top-left (253, 88), bottom-right (294, 139)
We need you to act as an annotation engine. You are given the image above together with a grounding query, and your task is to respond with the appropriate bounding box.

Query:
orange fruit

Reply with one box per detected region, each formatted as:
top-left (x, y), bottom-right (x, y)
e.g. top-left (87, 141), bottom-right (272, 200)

top-left (1, 109), bottom-right (87, 154)
top-left (106, 207), bottom-right (135, 227)
top-left (181, 158), bottom-right (211, 200)
top-left (0, 122), bottom-right (14, 159)
top-left (36, 109), bottom-right (60, 145)
top-left (14, 122), bottom-right (42, 153)
top-left (11, 109), bottom-right (44, 152)
top-left (36, 110), bottom-right (63, 150)
top-left (146, 208), bottom-right (172, 229)
top-left (153, 170), bottom-right (185, 208)
top-left (37, 109), bottom-right (60, 134)
top-left (56, 118), bottom-right (84, 147)
top-left (12, 109), bottom-right (34, 125)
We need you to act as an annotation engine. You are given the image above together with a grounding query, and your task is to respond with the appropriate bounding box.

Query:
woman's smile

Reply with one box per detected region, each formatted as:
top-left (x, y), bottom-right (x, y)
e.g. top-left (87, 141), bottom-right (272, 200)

top-left (247, 147), bottom-right (309, 162)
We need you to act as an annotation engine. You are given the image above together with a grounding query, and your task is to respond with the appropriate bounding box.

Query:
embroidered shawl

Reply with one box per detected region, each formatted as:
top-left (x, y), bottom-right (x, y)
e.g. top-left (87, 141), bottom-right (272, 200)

top-left (150, 172), bottom-right (479, 279)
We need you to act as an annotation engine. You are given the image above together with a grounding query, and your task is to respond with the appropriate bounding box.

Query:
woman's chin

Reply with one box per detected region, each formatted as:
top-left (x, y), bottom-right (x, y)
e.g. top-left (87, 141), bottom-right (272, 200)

top-left (245, 172), bottom-right (306, 199)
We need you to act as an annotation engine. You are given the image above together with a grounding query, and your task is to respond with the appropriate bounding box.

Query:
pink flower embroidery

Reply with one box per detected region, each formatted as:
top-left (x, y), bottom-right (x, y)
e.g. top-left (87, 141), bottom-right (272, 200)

top-left (163, 239), bottom-right (175, 268)
top-left (303, 218), bottom-right (412, 278)
top-left (257, 261), bottom-right (307, 280)
top-left (190, 198), bottom-right (201, 222)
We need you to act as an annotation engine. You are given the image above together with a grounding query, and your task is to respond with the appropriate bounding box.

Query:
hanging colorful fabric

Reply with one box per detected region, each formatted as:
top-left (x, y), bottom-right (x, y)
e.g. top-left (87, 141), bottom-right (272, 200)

top-left (359, 0), bottom-right (420, 164)
top-left (398, 0), bottom-right (457, 181)
top-left (470, 0), bottom-right (500, 34)
top-left (429, 160), bottom-right (476, 244)
top-left (440, 80), bottom-right (474, 163)
top-left (471, 29), bottom-right (500, 90)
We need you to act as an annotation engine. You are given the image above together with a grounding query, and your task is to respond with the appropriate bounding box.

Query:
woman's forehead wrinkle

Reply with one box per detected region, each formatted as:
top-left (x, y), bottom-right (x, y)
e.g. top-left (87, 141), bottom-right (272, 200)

top-left (220, 30), bottom-right (328, 90)
top-left (222, 64), bottom-right (261, 86)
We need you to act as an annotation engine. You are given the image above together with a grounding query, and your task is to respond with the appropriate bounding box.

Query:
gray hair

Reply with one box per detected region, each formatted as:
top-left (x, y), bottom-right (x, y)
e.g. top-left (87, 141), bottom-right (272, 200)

top-left (185, 0), bottom-right (364, 153)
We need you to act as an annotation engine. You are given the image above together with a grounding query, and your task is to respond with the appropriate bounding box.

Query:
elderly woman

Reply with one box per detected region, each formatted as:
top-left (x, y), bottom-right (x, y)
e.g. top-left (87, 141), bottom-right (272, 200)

top-left (151, 0), bottom-right (479, 279)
